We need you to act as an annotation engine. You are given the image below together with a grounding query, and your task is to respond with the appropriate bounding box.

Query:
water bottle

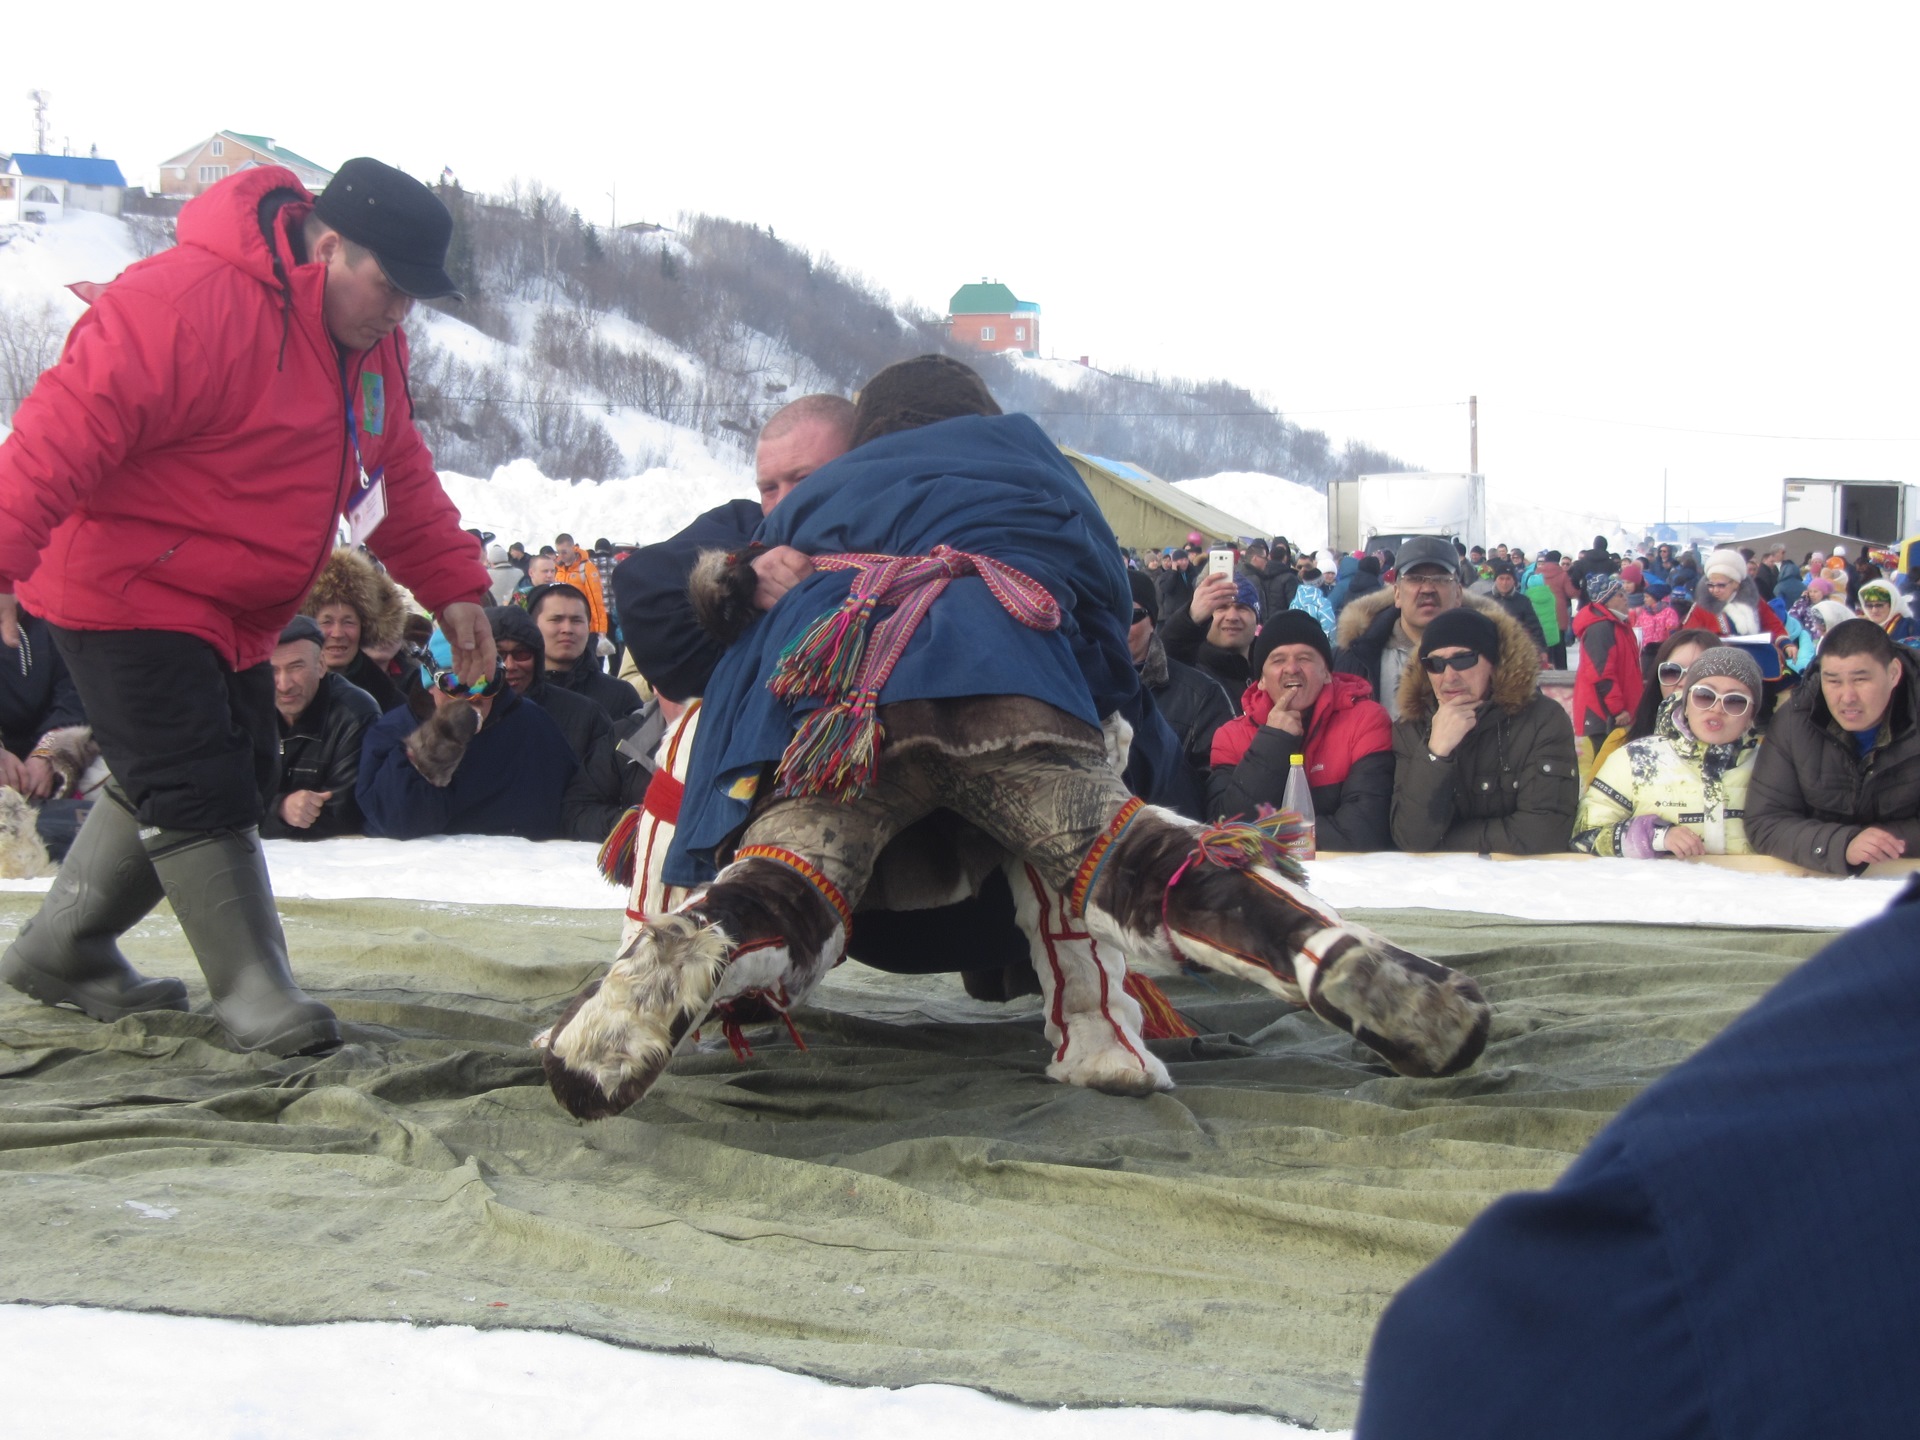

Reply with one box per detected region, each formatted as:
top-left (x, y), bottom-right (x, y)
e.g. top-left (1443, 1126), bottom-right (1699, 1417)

top-left (1280, 752), bottom-right (1317, 860)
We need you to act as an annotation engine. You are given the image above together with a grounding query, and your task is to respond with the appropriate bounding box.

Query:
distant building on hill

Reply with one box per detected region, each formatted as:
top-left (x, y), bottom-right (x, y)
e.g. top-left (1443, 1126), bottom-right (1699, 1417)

top-left (2, 153), bottom-right (130, 222)
top-left (157, 132), bottom-right (335, 198)
top-left (947, 280), bottom-right (1040, 358)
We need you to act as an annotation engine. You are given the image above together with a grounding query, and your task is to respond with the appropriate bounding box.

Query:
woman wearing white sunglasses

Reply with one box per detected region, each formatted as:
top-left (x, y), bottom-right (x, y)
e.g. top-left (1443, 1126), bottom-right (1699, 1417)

top-left (1573, 647), bottom-right (1766, 857)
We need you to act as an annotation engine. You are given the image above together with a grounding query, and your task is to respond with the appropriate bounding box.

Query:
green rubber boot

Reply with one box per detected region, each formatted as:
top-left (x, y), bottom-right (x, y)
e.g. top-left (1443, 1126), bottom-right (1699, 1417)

top-left (143, 825), bottom-right (340, 1057)
top-left (1, 784), bottom-right (188, 1020)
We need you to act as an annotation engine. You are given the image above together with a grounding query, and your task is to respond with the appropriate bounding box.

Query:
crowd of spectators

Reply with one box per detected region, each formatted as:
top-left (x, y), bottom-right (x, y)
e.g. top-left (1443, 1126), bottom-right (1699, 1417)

top-left (7, 480), bottom-right (1919, 879)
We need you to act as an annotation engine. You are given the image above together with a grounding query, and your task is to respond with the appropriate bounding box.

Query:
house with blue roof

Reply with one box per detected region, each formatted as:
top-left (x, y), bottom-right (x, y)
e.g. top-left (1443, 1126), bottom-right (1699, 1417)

top-left (2, 153), bottom-right (130, 223)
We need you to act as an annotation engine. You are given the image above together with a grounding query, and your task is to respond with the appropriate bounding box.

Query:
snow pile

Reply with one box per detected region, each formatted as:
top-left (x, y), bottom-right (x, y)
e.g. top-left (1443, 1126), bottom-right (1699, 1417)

top-left (1177, 471), bottom-right (1330, 549)
top-left (436, 457), bottom-right (751, 551)
top-left (0, 211), bottom-right (139, 311)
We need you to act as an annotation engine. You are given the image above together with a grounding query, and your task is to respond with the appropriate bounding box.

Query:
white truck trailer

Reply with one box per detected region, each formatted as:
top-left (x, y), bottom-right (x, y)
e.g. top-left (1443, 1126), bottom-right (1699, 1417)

top-left (1328, 472), bottom-right (1488, 557)
top-left (1780, 479), bottom-right (1920, 547)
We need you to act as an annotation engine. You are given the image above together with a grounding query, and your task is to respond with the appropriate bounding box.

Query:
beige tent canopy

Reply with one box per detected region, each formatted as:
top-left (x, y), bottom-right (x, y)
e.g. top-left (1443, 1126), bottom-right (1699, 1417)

top-left (1730, 526), bottom-right (1876, 563)
top-left (1059, 447), bottom-right (1266, 554)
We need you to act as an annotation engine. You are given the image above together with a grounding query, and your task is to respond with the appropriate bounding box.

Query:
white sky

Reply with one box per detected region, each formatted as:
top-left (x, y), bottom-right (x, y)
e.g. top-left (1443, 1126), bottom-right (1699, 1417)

top-left (10, 3), bottom-right (1918, 524)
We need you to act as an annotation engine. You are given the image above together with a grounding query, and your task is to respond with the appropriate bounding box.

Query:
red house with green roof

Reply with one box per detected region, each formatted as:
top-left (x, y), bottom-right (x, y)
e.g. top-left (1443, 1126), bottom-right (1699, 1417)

top-left (947, 281), bottom-right (1040, 358)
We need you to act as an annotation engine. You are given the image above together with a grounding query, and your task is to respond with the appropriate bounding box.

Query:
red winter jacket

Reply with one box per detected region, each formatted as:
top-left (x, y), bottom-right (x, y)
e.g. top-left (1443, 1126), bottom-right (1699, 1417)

top-left (0, 166), bottom-right (486, 669)
top-left (1211, 670), bottom-right (1390, 778)
top-left (1572, 603), bottom-right (1645, 741)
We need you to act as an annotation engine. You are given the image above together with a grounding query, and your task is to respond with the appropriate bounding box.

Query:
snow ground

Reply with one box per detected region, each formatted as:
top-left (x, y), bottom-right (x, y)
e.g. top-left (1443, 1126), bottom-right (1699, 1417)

top-left (7, 836), bottom-right (1888, 932)
top-left (0, 1306), bottom-right (1305, 1440)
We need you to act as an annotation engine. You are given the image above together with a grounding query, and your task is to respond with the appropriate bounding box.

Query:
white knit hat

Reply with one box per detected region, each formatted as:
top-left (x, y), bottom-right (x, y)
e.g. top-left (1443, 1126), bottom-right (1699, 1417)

top-left (1704, 548), bottom-right (1748, 584)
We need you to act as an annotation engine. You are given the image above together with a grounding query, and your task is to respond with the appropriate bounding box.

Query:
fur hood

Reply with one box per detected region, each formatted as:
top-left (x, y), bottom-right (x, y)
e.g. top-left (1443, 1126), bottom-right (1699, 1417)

top-left (1334, 585), bottom-right (1399, 650)
top-left (1394, 597), bottom-right (1541, 723)
top-left (300, 548), bottom-right (409, 651)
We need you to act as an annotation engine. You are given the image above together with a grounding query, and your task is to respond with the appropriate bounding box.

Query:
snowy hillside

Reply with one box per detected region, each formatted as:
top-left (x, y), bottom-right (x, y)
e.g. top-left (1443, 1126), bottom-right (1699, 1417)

top-left (4, 211), bottom-right (1635, 557)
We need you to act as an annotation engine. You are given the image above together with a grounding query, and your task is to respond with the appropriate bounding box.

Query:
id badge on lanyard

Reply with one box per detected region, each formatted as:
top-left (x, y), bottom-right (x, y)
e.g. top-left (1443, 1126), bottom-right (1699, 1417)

top-left (342, 376), bottom-right (388, 546)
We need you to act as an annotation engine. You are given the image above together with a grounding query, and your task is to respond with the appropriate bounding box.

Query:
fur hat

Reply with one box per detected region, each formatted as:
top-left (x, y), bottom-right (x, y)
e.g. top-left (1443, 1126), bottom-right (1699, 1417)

top-left (1680, 646), bottom-right (1763, 698)
top-left (1703, 549), bottom-right (1748, 584)
top-left (301, 548), bottom-right (408, 651)
top-left (1418, 606), bottom-right (1502, 662)
top-left (1251, 610), bottom-right (1333, 672)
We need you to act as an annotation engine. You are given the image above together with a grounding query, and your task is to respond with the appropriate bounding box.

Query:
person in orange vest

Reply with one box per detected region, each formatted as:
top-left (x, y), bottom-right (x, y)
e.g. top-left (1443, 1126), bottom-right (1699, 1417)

top-left (552, 533), bottom-right (611, 638)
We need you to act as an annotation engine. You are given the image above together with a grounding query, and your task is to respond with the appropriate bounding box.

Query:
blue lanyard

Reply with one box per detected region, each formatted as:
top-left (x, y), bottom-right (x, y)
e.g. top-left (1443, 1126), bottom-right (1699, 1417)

top-left (340, 360), bottom-right (371, 491)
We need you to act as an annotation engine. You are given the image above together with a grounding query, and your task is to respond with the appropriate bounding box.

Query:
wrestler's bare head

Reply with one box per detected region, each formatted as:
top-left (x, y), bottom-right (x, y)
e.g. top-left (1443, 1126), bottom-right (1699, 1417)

top-left (755, 394), bottom-right (854, 515)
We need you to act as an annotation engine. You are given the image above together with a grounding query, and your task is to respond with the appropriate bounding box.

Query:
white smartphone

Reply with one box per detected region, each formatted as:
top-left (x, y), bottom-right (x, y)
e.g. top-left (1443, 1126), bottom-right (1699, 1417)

top-left (1208, 547), bottom-right (1235, 580)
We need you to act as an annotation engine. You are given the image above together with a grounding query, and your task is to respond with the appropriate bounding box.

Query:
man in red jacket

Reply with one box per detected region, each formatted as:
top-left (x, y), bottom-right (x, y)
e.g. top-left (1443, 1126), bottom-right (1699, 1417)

top-left (0, 159), bottom-right (494, 1057)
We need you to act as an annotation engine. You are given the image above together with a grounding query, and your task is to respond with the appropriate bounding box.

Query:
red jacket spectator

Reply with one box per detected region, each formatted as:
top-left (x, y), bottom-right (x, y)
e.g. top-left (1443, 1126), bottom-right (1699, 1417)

top-left (1572, 599), bottom-right (1645, 742)
top-left (0, 165), bottom-right (486, 669)
top-left (1209, 669), bottom-right (1394, 849)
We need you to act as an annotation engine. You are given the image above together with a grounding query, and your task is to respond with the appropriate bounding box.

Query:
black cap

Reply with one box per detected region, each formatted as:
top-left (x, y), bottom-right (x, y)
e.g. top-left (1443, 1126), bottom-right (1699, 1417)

top-left (1251, 610), bottom-right (1334, 672)
top-left (1418, 606), bottom-right (1502, 662)
top-left (277, 615), bottom-right (324, 648)
top-left (313, 158), bottom-right (462, 301)
top-left (1127, 570), bottom-right (1159, 622)
top-left (1394, 535), bottom-right (1462, 576)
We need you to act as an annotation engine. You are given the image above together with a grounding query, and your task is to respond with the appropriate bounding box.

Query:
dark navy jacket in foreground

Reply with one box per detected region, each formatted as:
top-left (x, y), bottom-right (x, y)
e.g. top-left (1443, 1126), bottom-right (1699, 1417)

top-left (666, 413), bottom-right (1179, 886)
top-left (356, 688), bottom-right (577, 840)
top-left (1356, 882), bottom-right (1920, 1440)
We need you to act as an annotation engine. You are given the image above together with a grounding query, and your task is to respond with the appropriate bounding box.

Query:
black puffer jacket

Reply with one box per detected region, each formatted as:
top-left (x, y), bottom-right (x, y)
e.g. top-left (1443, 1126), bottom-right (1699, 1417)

top-left (1745, 661), bottom-right (1920, 873)
top-left (1137, 630), bottom-right (1233, 817)
top-left (1388, 605), bottom-right (1580, 853)
top-left (1, 607), bottom-right (85, 758)
top-left (261, 673), bottom-right (381, 839)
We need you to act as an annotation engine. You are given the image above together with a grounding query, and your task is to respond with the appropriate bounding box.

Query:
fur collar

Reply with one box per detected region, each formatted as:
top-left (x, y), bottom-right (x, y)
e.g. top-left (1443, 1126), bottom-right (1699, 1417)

top-left (1394, 597), bottom-right (1542, 722)
top-left (1334, 586), bottom-right (1399, 649)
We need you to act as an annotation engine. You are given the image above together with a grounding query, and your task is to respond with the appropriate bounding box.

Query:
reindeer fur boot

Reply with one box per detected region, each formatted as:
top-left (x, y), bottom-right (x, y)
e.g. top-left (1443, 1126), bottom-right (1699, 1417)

top-left (541, 855), bottom-right (848, 1120)
top-left (1009, 859), bottom-right (1170, 1096)
top-left (1082, 805), bottom-right (1490, 1079)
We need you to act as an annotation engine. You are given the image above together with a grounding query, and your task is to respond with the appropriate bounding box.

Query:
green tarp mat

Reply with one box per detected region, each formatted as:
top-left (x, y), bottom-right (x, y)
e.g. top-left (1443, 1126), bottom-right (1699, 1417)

top-left (0, 893), bottom-right (1836, 1429)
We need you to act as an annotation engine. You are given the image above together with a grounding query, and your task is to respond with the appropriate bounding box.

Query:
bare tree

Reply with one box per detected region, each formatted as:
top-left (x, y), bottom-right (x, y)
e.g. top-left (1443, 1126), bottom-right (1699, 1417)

top-left (0, 299), bottom-right (69, 421)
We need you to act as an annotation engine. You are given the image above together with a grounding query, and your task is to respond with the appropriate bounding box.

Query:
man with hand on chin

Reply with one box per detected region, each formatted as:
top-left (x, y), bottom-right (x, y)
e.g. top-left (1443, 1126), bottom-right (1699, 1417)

top-left (1208, 611), bottom-right (1394, 850)
top-left (1390, 606), bottom-right (1578, 854)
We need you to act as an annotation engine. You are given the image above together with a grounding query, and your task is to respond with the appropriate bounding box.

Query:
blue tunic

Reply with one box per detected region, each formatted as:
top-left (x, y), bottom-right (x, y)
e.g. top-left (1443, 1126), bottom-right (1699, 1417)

top-left (666, 413), bottom-right (1169, 885)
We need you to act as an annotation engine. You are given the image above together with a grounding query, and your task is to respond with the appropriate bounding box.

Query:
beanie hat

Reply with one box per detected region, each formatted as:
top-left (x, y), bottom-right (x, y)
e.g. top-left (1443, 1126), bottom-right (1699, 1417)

top-left (1619, 562), bottom-right (1644, 585)
top-left (1807, 575), bottom-right (1834, 598)
top-left (277, 615), bottom-right (324, 648)
top-left (1704, 549), bottom-right (1748, 584)
top-left (1680, 646), bottom-right (1763, 698)
top-left (1127, 570), bottom-right (1158, 622)
top-left (1418, 606), bottom-right (1502, 662)
top-left (1230, 579), bottom-right (1262, 615)
top-left (1488, 558), bottom-right (1516, 579)
top-left (1585, 572), bottom-right (1624, 606)
top-left (1250, 609), bottom-right (1334, 673)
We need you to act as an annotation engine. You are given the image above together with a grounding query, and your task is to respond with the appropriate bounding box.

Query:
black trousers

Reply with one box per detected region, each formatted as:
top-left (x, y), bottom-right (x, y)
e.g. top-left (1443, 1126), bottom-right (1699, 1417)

top-left (51, 627), bottom-right (279, 832)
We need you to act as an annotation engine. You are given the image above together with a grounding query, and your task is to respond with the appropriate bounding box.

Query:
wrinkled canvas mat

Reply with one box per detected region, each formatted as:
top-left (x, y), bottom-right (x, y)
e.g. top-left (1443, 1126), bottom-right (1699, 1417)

top-left (0, 892), bottom-right (1835, 1429)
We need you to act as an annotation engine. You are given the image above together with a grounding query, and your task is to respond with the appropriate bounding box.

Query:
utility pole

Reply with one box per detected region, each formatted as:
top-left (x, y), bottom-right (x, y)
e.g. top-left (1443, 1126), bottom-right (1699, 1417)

top-left (29, 89), bottom-right (49, 152)
top-left (1469, 395), bottom-right (1479, 474)
top-left (607, 183), bottom-right (616, 238)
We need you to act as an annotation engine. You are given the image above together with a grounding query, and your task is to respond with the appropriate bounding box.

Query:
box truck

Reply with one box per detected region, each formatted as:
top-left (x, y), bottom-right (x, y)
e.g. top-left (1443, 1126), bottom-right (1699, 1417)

top-left (1780, 479), bottom-right (1920, 546)
top-left (1328, 472), bottom-right (1487, 556)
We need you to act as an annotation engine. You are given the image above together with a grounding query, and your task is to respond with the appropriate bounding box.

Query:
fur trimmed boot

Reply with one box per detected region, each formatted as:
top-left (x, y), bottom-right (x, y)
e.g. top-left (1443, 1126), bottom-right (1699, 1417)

top-left (142, 826), bottom-right (340, 1057)
top-left (1082, 805), bottom-right (1490, 1079)
top-left (1008, 859), bottom-right (1170, 1096)
top-left (1, 784), bottom-right (188, 1020)
top-left (541, 854), bottom-right (849, 1120)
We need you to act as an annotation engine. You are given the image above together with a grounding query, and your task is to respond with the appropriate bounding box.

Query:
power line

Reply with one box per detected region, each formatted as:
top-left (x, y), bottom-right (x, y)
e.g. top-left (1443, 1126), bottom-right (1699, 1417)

top-left (1502, 404), bottom-right (1920, 445)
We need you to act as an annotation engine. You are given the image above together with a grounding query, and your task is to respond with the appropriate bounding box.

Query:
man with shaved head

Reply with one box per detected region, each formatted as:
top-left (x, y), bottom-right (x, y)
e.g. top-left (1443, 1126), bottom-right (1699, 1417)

top-left (613, 394), bottom-right (854, 704)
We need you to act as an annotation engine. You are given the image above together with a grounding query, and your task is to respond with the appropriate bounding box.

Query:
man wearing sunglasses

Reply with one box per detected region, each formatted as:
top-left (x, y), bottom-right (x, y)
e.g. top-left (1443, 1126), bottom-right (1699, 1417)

top-left (1390, 606), bottom-right (1579, 853)
top-left (0, 160), bottom-right (494, 1058)
top-left (1747, 618), bottom-right (1920, 873)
